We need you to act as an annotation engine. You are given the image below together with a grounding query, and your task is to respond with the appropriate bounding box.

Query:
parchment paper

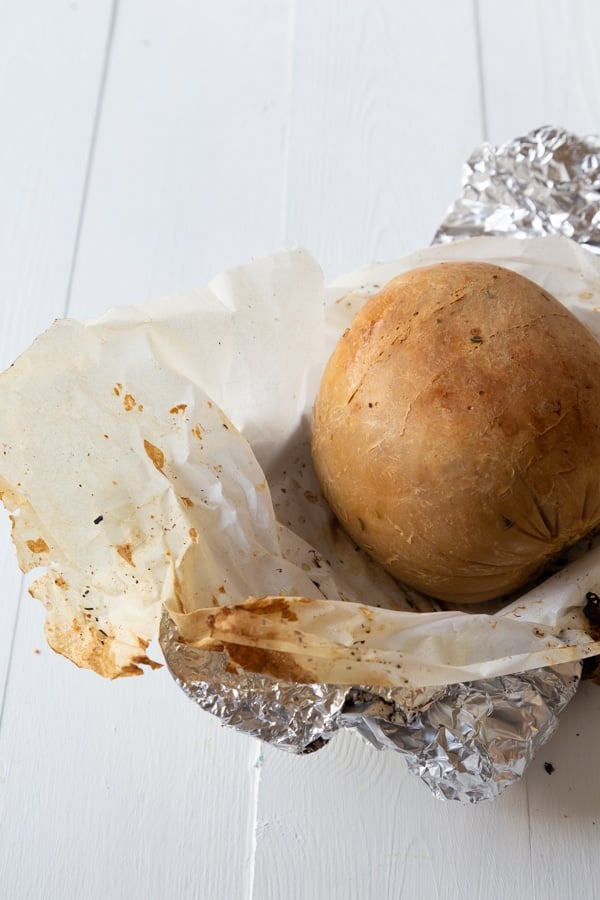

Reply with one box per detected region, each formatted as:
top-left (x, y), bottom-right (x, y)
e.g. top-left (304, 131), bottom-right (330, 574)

top-left (1, 235), bottom-right (599, 685)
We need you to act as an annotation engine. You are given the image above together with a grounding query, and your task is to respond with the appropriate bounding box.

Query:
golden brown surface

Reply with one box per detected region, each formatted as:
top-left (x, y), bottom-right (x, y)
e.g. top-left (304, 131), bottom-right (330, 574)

top-left (312, 261), bottom-right (600, 603)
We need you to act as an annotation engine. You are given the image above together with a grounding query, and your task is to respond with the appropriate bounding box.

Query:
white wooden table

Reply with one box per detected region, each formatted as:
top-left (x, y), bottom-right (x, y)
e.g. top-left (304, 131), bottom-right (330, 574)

top-left (1, 3), bottom-right (600, 898)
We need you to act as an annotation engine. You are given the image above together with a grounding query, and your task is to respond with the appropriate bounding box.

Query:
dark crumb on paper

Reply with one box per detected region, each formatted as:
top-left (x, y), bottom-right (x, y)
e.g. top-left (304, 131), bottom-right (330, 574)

top-left (544, 762), bottom-right (555, 775)
top-left (34, 648), bottom-right (40, 655)
top-left (584, 591), bottom-right (600, 624)
top-left (93, 515), bottom-right (104, 525)
top-left (581, 591), bottom-right (600, 683)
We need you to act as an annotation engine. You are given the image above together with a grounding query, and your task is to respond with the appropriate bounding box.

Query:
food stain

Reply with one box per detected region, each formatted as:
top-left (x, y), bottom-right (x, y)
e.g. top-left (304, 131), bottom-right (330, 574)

top-left (26, 538), bottom-right (49, 554)
top-left (225, 643), bottom-right (310, 682)
top-left (144, 440), bottom-right (165, 472)
top-left (116, 542), bottom-right (135, 567)
top-left (170, 404), bottom-right (187, 414)
top-left (243, 596), bottom-right (299, 622)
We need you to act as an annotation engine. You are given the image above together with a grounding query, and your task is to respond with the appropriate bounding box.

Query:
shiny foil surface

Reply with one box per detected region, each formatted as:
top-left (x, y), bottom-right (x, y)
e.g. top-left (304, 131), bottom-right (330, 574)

top-left (341, 664), bottom-right (580, 802)
top-left (434, 124), bottom-right (600, 251)
top-left (160, 125), bottom-right (598, 802)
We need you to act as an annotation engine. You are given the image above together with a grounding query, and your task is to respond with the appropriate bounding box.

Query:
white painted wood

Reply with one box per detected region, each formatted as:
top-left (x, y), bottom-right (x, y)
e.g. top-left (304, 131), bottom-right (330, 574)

top-left (526, 681), bottom-right (600, 900)
top-left (477, 0), bottom-right (600, 143)
top-left (0, 1), bottom-right (291, 898)
top-left (253, 730), bottom-right (533, 900)
top-left (65, 0), bottom-right (296, 316)
top-left (0, 591), bottom-right (256, 899)
top-left (1, 2), bottom-right (600, 899)
top-left (283, 0), bottom-right (484, 281)
top-left (252, 5), bottom-right (533, 899)
top-left (476, 5), bottom-right (600, 896)
top-left (0, 0), bottom-right (114, 715)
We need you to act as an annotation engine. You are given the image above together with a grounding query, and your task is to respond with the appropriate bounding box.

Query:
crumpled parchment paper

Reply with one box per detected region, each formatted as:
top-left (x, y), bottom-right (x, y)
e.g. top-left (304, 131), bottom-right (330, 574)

top-left (1, 233), bottom-right (599, 685)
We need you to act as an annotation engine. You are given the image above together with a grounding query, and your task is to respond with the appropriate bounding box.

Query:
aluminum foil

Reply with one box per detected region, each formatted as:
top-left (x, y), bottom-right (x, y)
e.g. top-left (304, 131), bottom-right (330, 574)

top-left (160, 125), bottom-right (599, 802)
top-left (341, 665), bottom-right (579, 802)
top-left (433, 124), bottom-right (600, 251)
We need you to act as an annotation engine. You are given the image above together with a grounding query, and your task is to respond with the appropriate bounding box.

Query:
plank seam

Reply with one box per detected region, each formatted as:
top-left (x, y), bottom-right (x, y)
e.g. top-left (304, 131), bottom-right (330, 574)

top-left (279, 0), bottom-right (298, 248)
top-left (246, 742), bottom-right (264, 900)
top-left (472, 0), bottom-right (489, 142)
top-left (62, 0), bottom-right (121, 318)
top-left (525, 780), bottom-right (536, 900)
top-left (0, 575), bottom-right (25, 737)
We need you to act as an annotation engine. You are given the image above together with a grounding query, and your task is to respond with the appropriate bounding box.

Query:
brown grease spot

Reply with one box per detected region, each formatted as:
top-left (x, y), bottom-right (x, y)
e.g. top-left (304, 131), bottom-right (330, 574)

top-left (224, 644), bottom-right (311, 682)
top-left (44, 617), bottom-right (126, 679)
top-left (189, 527), bottom-right (198, 543)
top-left (144, 440), bottom-right (165, 472)
top-left (27, 538), bottom-right (49, 554)
top-left (123, 393), bottom-right (136, 411)
top-left (54, 576), bottom-right (68, 590)
top-left (243, 596), bottom-right (299, 621)
top-left (119, 657), bottom-right (159, 676)
top-left (170, 404), bottom-right (187, 414)
top-left (116, 542), bottom-right (135, 567)
top-left (180, 496), bottom-right (194, 509)
top-left (113, 383), bottom-right (122, 396)
top-left (192, 424), bottom-right (203, 440)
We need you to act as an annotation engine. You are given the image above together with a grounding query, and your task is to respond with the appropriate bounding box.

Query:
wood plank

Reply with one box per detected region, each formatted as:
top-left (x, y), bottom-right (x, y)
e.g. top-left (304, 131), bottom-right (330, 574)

top-left (64, 0), bottom-right (296, 317)
top-left (0, 1), bottom-right (294, 898)
top-left (252, 730), bottom-right (532, 900)
top-left (0, 0), bottom-right (115, 712)
top-left (524, 681), bottom-right (600, 899)
top-left (0, 593), bottom-right (256, 899)
top-left (477, 0), bottom-right (600, 143)
top-left (282, 0), bottom-right (484, 282)
top-left (477, 4), bottom-right (600, 896)
top-left (252, 4), bottom-right (532, 899)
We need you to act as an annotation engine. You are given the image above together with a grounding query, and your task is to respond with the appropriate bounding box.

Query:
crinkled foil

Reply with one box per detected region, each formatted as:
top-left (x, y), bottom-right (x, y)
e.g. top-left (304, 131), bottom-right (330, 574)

top-left (160, 125), bottom-right (598, 802)
top-left (433, 124), bottom-right (600, 251)
top-left (341, 664), bottom-right (580, 802)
